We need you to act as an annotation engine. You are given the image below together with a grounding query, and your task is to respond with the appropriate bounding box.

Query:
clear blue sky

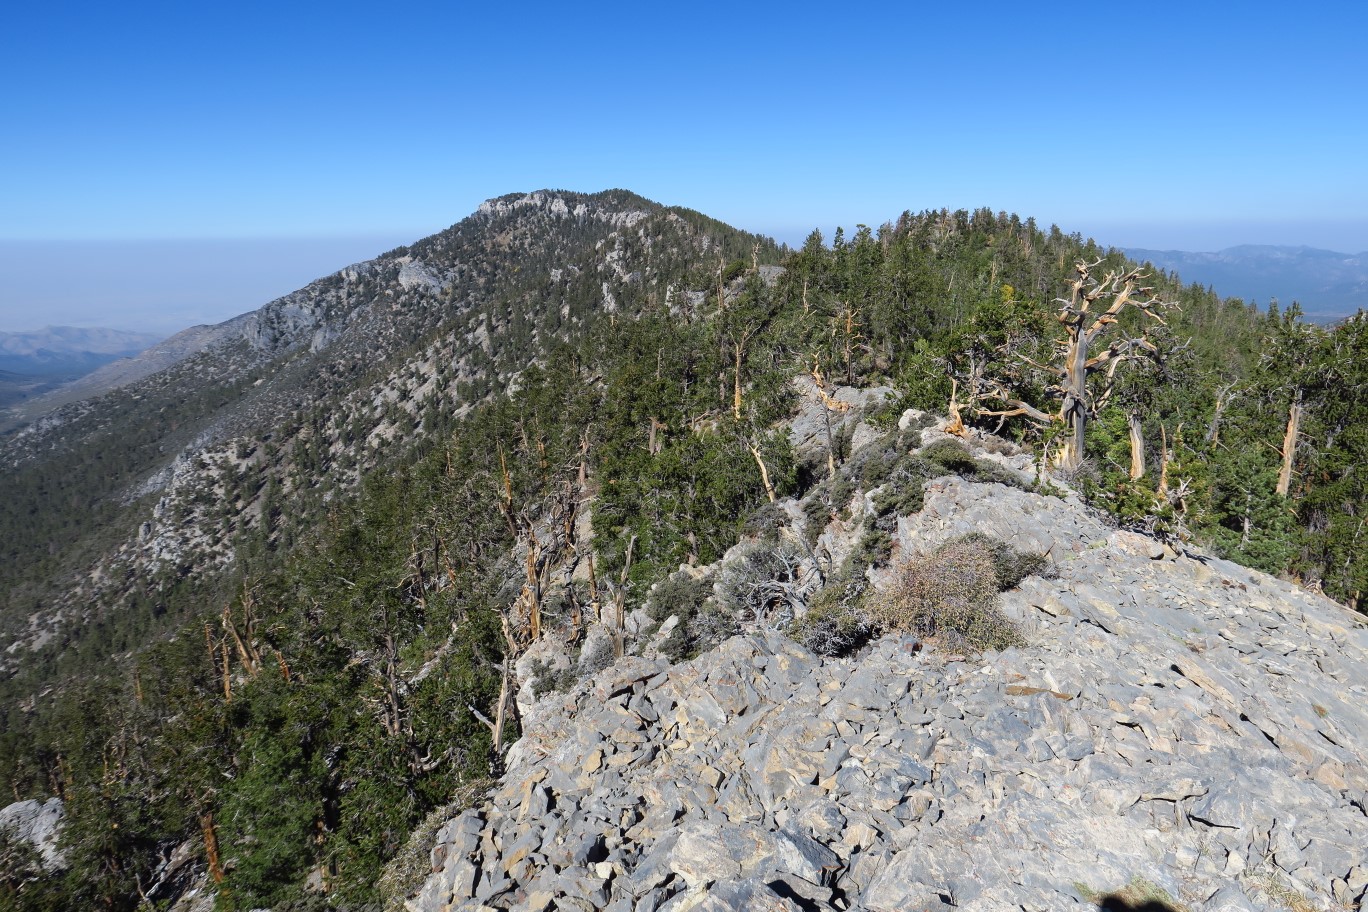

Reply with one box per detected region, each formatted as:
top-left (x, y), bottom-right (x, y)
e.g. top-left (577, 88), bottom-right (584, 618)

top-left (2, 1), bottom-right (1366, 333)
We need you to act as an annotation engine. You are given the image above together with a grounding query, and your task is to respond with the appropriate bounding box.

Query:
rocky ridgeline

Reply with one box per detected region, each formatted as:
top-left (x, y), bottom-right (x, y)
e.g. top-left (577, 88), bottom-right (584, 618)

top-left (407, 451), bottom-right (1368, 911)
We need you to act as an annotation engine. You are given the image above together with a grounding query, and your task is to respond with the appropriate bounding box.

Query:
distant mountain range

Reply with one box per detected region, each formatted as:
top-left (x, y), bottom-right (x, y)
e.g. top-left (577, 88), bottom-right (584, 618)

top-left (0, 326), bottom-right (161, 375)
top-left (0, 326), bottom-right (162, 408)
top-left (1123, 245), bottom-right (1368, 322)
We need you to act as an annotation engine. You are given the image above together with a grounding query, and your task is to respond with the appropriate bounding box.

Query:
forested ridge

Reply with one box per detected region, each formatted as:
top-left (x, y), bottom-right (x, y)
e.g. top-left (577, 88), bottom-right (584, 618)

top-left (2, 195), bottom-right (1364, 910)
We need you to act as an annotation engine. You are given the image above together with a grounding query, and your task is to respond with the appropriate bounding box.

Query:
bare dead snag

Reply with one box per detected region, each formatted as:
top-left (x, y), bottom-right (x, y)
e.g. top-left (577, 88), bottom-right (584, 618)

top-left (220, 641), bottom-right (232, 703)
top-left (647, 417), bottom-right (666, 456)
top-left (730, 325), bottom-right (759, 419)
top-left (1128, 412), bottom-right (1146, 479)
top-left (524, 535), bottom-right (542, 642)
top-left (1204, 381), bottom-right (1239, 446)
top-left (222, 582), bottom-right (263, 679)
top-left (964, 262), bottom-right (1173, 470)
top-left (1158, 425), bottom-right (1171, 496)
top-left (586, 552), bottom-right (602, 623)
top-left (200, 813), bottom-right (225, 884)
top-left (1277, 391), bottom-right (1302, 497)
top-left (748, 442), bottom-right (777, 503)
top-left (611, 535), bottom-right (636, 658)
top-left (837, 302), bottom-right (865, 384)
top-left (810, 362), bottom-right (851, 476)
top-left (945, 378), bottom-right (968, 438)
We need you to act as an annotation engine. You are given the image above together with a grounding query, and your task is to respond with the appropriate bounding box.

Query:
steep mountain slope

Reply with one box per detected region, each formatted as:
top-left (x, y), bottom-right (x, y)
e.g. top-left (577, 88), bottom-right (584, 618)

top-left (408, 419), bottom-right (1368, 912)
top-left (0, 190), bottom-right (780, 669)
top-left (0, 318), bottom-right (251, 432)
top-left (3, 198), bottom-right (1363, 912)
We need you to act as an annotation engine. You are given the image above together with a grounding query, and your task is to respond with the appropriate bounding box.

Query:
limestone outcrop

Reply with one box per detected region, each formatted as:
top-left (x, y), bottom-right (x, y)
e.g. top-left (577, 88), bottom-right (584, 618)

top-left (0, 797), bottom-right (65, 870)
top-left (405, 467), bottom-right (1368, 911)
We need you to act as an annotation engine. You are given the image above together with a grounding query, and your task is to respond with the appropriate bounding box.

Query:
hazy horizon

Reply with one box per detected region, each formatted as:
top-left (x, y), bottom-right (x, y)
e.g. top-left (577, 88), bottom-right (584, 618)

top-left (2, 212), bottom-right (1365, 336)
top-left (4, 2), bottom-right (1365, 334)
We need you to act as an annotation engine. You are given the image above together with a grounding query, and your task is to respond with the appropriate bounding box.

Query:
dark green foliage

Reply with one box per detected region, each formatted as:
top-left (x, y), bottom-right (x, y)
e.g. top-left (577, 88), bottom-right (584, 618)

top-left (1, 832), bottom-right (64, 912)
top-left (646, 571), bottom-right (713, 623)
top-left (5, 198), bottom-right (1367, 911)
top-left (741, 502), bottom-right (790, 539)
top-left (526, 657), bottom-right (580, 699)
top-left (852, 523), bottom-right (895, 568)
top-left (951, 532), bottom-right (1056, 590)
top-left (374, 778), bottom-right (493, 912)
top-left (920, 438), bottom-right (979, 474)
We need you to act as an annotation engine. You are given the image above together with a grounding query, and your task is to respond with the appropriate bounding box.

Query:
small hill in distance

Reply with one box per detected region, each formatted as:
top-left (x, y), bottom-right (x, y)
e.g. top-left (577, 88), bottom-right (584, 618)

top-left (1125, 244), bottom-right (1368, 322)
top-left (0, 326), bottom-right (162, 408)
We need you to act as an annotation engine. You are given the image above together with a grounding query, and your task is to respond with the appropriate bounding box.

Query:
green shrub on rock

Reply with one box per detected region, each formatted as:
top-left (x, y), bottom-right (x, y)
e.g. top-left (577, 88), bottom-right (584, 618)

top-left (645, 571), bottom-right (712, 623)
top-left (791, 575), bottom-right (873, 657)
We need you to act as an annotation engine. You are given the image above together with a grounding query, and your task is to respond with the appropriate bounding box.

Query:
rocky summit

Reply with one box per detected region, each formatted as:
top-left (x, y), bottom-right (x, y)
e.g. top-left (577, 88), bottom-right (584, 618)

top-left (407, 453), bottom-right (1368, 912)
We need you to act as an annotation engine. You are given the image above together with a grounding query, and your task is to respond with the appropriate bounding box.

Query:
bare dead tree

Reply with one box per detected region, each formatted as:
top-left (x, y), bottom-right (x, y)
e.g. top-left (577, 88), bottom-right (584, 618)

top-left (1276, 390), bottom-right (1303, 498)
top-left (809, 361), bottom-right (851, 479)
top-left (1203, 380), bottom-right (1241, 446)
top-left (1127, 412), bottom-right (1146, 479)
top-left (968, 260), bottom-right (1175, 472)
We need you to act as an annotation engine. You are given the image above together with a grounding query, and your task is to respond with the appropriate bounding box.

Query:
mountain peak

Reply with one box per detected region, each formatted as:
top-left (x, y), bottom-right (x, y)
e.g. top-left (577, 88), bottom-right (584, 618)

top-left (474, 188), bottom-right (661, 225)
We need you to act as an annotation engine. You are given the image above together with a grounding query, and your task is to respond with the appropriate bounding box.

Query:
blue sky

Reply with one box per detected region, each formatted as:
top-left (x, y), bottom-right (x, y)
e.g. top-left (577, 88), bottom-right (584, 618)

top-left (2, 1), bottom-right (1366, 333)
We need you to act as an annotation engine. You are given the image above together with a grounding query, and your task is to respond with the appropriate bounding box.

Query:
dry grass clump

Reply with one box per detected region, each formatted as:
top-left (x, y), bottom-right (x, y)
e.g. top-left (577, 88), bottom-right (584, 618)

top-left (869, 534), bottom-right (1025, 652)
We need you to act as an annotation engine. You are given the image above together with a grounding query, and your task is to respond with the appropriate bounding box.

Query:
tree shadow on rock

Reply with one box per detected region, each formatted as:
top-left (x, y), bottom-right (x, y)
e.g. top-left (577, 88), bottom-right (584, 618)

top-left (1097, 895), bottom-right (1183, 912)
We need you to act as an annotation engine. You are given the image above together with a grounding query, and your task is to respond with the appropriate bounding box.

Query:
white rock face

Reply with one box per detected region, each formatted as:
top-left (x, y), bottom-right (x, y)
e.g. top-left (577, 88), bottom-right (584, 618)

top-left (477, 191), bottom-right (650, 229)
top-left (0, 797), bottom-right (65, 869)
top-left (408, 474), bottom-right (1368, 912)
top-left (397, 260), bottom-right (444, 294)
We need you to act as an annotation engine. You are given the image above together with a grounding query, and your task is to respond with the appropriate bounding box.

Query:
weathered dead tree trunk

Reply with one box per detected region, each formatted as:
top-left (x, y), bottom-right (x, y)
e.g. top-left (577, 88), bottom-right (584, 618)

top-left (1204, 382), bottom-right (1238, 446)
top-left (200, 813), bottom-right (225, 884)
top-left (647, 417), bottom-right (666, 456)
top-left (810, 364), bottom-right (851, 476)
top-left (1277, 392), bottom-right (1302, 497)
top-left (1127, 412), bottom-right (1146, 479)
top-left (612, 535), bottom-right (636, 659)
top-left (748, 442), bottom-right (777, 503)
top-left (730, 326), bottom-right (758, 420)
top-left (969, 261), bottom-right (1172, 472)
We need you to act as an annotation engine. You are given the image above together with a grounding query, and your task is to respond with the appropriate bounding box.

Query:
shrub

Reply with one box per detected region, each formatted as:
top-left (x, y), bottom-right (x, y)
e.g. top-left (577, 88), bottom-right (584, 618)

top-left (526, 656), bottom-right (580, 699)
top-left (716, 541), bottom-right (810, 627)
top-left (920, 438), bottom-right (979, 474)
top-left (869, 535), bottom-right (1025, 653)
top-left (659, 602), bottom-right (738, 663)
top-left (580, 634), bottom-right (617, 676)
top-left (851, 524), bottom-right (894, 568)
top-left (919, 438), bottom-right (1026, 489)
top-left (645, 571), bottom-right (712, 623)
top-left (953, 532), bottom-right (1055, 589)
top-left (791, 575), bottom-right (873, 657)
top-left (646, 568), bottom-right (741, 663)
top-left (740, 501), bottom-right (789, 539)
